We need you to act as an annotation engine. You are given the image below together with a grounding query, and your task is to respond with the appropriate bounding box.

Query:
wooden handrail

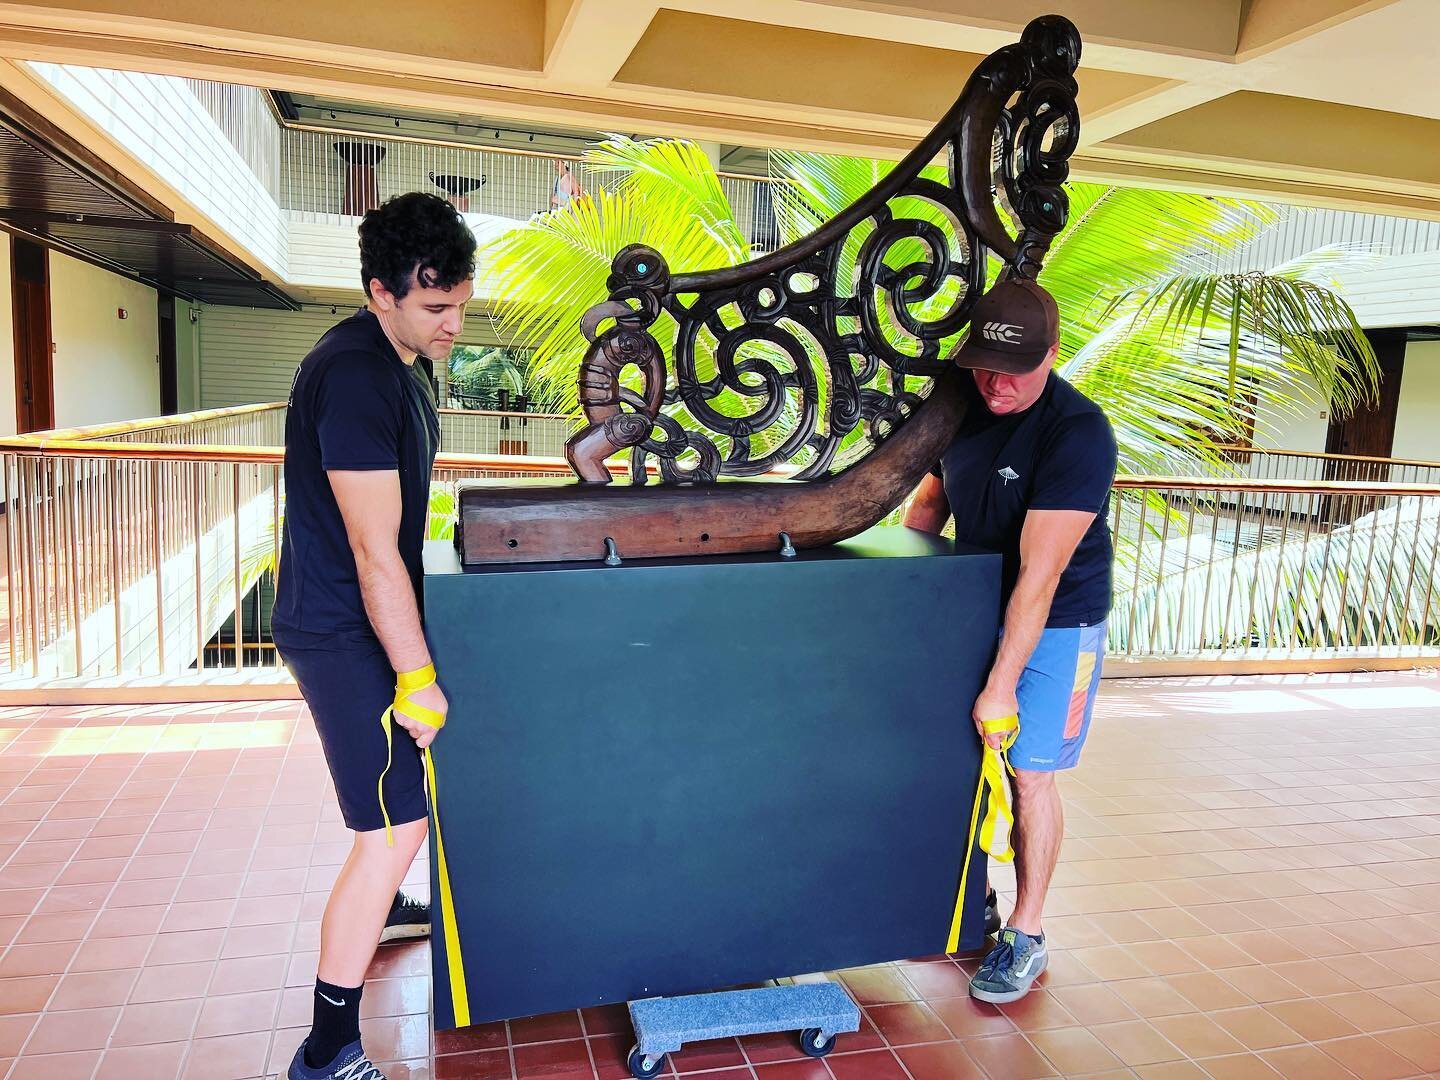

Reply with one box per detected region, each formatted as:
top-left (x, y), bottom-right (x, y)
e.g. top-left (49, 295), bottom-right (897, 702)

top-left (4, 439), bottom-right (1439, 495)
top-left (0, 405), bottom-right (573, 453)
top-left (1212, 444), bottom-right (1440, 470)
top-left (438, 407), bottom-right (573, 422)
top-left (0, 440), bottom-right (627, 475)
top-left (1115, 476), bottom-right (1440, 497)
top-left (0, 402), bottom-right (284, 448)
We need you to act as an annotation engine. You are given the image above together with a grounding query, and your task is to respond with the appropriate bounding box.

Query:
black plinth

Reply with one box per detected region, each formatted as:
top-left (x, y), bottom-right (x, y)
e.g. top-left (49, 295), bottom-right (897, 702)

top-left (422, 526), bottom-right (1001, 1029)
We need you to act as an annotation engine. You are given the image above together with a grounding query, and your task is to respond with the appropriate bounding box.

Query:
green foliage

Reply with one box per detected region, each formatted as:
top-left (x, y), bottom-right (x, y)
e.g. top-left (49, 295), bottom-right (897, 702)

top-left (449, 345), bottom-right (527, 399)
top-left (480, 139), bottom-right (1377, 480)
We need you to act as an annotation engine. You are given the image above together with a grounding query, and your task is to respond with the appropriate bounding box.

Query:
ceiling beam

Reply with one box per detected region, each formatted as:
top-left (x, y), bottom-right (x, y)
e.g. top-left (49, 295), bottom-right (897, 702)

top-left (1101, 92), bottom-right (1440, 193)
top-left (1077, 81), bottom-right (1235, 145)
top-left (665, 0), bottom-right (1245, 62)
top-left (0, 0), bottom-right (547, 77)
top-left (0, 0), bottom-right (1434, 223)
top-left (544, 0), bottom-right (660, 86)
top-left (1236, 0), bottom-right (1403, 60)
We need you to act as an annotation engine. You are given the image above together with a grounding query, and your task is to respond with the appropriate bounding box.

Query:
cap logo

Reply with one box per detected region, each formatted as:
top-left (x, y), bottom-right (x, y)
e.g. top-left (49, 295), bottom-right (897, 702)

top-left (982, 321), bottom-right (1023, 343)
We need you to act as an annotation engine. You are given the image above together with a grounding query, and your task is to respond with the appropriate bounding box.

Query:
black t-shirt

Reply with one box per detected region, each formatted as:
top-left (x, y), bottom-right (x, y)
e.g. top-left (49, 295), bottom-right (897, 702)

top-left (933, 372), bottom-right (1117, 627)
top-left (272, 309), bottom-right (439, 647)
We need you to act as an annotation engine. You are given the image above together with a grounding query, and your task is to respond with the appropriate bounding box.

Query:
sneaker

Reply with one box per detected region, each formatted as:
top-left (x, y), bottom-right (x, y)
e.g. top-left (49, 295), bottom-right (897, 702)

top-left (969, 927), bottom-right (1048, 1004)
top-left (287, 1038), bottom-right (386, 1080)
top-left (379, 890), bottom-right (430, 944)
top-left (984, 889), bottom-right (1001, 937)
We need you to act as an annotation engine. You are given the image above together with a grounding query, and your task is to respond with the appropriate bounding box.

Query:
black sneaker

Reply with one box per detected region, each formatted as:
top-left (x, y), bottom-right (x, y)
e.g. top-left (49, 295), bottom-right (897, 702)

top-left (985, 889), bottom-right (1001, 937)
top-left (379, 890), bottom-right (430, 944)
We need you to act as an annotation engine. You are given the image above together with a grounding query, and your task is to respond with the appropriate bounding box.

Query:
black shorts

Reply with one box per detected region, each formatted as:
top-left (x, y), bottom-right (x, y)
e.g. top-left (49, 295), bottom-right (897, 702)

top-left (280, 636), bottom-right (429, 833)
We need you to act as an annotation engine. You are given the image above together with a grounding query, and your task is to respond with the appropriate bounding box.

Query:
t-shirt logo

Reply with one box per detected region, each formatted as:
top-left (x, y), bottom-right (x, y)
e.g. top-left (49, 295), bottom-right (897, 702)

top-left (982, 321), bottom-right (1023, 343)
top-left (998, 466), bottom-right (1019, 485)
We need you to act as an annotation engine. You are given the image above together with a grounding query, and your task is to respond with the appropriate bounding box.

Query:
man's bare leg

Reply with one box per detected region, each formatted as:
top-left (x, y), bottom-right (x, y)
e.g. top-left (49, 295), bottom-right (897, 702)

top-left (296, 816), bottom-right (427, 1070)
top-left (319, 816), bottom-right (428, 986)
top-left (1008, 768), bottom-right (1063, 936)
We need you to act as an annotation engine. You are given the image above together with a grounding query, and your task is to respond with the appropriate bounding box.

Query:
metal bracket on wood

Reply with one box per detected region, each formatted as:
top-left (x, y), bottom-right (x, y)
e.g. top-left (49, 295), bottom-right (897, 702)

top-left (603, 537), bottom-right (623, 566)
top-left (778, 532), bottom-right (796, 558)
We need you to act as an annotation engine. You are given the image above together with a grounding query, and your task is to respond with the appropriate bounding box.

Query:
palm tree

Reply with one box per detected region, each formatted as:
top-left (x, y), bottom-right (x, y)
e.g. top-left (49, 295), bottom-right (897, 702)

top-left (482, 136), bottom-right (1378, 478)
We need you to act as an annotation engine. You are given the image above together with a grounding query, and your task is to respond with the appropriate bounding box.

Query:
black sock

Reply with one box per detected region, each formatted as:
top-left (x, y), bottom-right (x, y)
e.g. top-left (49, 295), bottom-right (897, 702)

top-left (305, 978), bottom-right (363, 1069)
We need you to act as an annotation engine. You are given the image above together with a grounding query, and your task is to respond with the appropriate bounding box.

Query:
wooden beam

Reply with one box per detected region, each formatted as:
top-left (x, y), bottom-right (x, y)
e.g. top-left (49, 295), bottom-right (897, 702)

top-left (1236, 0), bottom-right (1403, 60)
top-left (544, 0), bottom-right (660, 85)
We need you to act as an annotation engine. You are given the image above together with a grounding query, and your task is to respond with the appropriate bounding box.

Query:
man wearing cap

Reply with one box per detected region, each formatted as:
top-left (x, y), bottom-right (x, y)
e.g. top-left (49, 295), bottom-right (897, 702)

top-left (904, 278), bottom-right (1117, 1004)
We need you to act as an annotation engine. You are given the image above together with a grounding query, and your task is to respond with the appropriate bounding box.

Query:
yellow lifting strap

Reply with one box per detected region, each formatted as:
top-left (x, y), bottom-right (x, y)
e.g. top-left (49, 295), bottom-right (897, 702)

top-left (377, 663), bottom-right (471, 1027)
top-left (945, 714), bottom-right (1018, 954)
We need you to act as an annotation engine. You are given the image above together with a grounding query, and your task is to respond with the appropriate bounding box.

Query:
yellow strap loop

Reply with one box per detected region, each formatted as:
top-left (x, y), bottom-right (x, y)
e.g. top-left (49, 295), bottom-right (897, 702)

top-left (377, 663), bottom-right (443, 846)
top-left (946, 714), bottom-right (1018, 953)
top-left (374, 662), bottom-right (470, 1026)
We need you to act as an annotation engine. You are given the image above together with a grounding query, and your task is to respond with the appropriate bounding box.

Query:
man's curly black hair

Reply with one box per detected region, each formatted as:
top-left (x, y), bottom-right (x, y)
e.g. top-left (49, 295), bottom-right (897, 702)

top-left (358, 192), bottom-right (477, 300)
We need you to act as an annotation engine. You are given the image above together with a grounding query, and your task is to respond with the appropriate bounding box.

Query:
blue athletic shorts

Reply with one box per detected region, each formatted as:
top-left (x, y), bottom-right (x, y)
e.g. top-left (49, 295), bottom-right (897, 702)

top-left (279, 636), bottom-right (429, 833)
top-left (1008, 621), bottom-right (1106, 772)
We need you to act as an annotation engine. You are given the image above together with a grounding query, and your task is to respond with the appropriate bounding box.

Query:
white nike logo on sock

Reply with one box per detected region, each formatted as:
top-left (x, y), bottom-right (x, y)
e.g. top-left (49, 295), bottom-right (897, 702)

top-left (318, 991), bottom-right (346, 1007)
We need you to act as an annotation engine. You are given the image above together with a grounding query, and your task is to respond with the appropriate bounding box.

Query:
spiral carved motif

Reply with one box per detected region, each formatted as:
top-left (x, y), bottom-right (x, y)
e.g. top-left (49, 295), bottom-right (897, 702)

top-left (565, 14), bottom-right (1081, 486)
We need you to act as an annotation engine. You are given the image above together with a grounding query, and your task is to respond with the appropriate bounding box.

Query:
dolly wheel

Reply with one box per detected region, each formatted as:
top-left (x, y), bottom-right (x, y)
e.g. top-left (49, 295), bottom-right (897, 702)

top-left (627, 1044), bottom-right (666, 1078)
top-left (800, 1028), bottom-right (837, 1057)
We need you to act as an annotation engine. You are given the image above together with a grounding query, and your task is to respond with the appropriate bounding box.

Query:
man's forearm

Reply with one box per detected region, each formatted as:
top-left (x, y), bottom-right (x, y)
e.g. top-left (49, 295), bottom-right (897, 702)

top-left (903, 503), bottom-right (948, 534)
top-left (987, 569), bottom-right (1061, 693)
top-left (355, 549), bottom-right (431, 674)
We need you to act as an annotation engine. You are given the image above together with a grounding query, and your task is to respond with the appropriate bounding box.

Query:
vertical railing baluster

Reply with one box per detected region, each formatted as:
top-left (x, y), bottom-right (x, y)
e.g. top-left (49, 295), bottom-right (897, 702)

top-left (151, 459), bottom-right (166, 675)
top-left (193, 461), bottom-right (205, 673)
top-left (65, 458), bottom-right (82, 677)
top-left (233, 467), bottom-right (244, 670)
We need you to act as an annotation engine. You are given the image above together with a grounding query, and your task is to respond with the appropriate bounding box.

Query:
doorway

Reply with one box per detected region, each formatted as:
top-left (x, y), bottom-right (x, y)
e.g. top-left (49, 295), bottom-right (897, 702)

top-left (10, 237), bottom-right (53, 434)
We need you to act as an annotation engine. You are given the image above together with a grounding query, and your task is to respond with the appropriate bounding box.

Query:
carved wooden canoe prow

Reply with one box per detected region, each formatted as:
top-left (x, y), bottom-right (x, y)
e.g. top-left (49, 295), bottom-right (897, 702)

top-left (459, 14), bottom-right (1082, 566)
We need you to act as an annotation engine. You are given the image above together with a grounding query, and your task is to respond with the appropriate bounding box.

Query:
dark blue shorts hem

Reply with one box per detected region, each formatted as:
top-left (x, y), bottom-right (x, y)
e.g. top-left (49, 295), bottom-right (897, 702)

top-left (279, 638), bottom-right (429, 833)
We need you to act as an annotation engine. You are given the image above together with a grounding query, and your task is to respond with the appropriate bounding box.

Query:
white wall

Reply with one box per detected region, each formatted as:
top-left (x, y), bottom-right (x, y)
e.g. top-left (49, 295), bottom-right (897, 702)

top-left (49, 254), bottom-right (160, 428)
top-left (1253, 373), bottom-right (1332, 453)
top-left (197, 303), bottom-right (505, 409)
top-left (1393, 341), bottom-right (1440, 462)
top-left (1336, 249), bottom-right (1440, 329)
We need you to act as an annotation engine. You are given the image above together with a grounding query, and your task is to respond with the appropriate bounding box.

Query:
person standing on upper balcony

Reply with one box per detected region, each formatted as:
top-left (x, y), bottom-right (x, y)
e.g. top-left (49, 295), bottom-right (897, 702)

top-left (550, 157), bottom-right (586, 209)
top-left (904, 278), bottom-right (1117, 1005)
top-left (272, 192), bottom-right (475, 1080)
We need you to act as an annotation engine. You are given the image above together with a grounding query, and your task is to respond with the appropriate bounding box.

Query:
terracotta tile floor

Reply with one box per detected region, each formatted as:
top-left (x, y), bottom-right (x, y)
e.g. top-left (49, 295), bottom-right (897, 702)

top-left (0, 670), bottom-right (1438, 1078)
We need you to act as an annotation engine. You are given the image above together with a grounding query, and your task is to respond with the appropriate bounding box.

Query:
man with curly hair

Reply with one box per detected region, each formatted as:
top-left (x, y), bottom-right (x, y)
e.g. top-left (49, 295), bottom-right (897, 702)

top-left (273, 192), bottom-right (476, 1080)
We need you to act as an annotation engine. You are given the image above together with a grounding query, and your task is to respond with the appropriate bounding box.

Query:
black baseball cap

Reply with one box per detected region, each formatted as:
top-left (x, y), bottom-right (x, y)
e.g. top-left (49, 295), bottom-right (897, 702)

top-left (952, 278), bottom-right (1060, 375)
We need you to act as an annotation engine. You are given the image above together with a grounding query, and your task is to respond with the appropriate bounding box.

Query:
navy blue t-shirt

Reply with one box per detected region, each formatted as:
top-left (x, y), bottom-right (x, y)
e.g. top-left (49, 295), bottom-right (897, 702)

top-left (933, 372), bottom-right (1117, 627)
top-left (272, 309), bottom-right (439, 647)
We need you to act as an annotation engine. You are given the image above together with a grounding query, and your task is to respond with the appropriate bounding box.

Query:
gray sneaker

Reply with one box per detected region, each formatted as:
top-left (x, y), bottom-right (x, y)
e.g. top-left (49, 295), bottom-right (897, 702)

top-left (287, 1039), bottom-right (386, 1080)
top-left (969, 927), bottom-right (1047, 1003)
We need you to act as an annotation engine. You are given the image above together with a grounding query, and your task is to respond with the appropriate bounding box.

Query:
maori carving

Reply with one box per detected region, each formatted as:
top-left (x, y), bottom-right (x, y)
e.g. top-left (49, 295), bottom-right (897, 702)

top-left (566, 249), bottom-right (669, 482)
top-left (562, 14), bottom-right (1081, 487)
top-left (462, 16), bottom-right (1082, 565)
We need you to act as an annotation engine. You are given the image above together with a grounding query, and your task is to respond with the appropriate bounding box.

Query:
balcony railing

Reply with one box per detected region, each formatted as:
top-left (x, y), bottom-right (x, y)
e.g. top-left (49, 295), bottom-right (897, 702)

top-left (0, 441), bottom-right (574, 685)
top-left (1204, 445), bottom-right (1440, 486)
top-left (279, 125), bottom-right (781, 247)
top-left (1109, 476), bottom-right (1440, 661)
top-left (5, 403), bottom-right (1440, 690)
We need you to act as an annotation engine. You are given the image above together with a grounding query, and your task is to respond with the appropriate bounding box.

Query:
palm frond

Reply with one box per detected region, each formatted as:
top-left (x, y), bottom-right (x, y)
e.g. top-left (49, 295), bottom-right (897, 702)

top-left (1098, 270), bottom-right (1378, 410)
